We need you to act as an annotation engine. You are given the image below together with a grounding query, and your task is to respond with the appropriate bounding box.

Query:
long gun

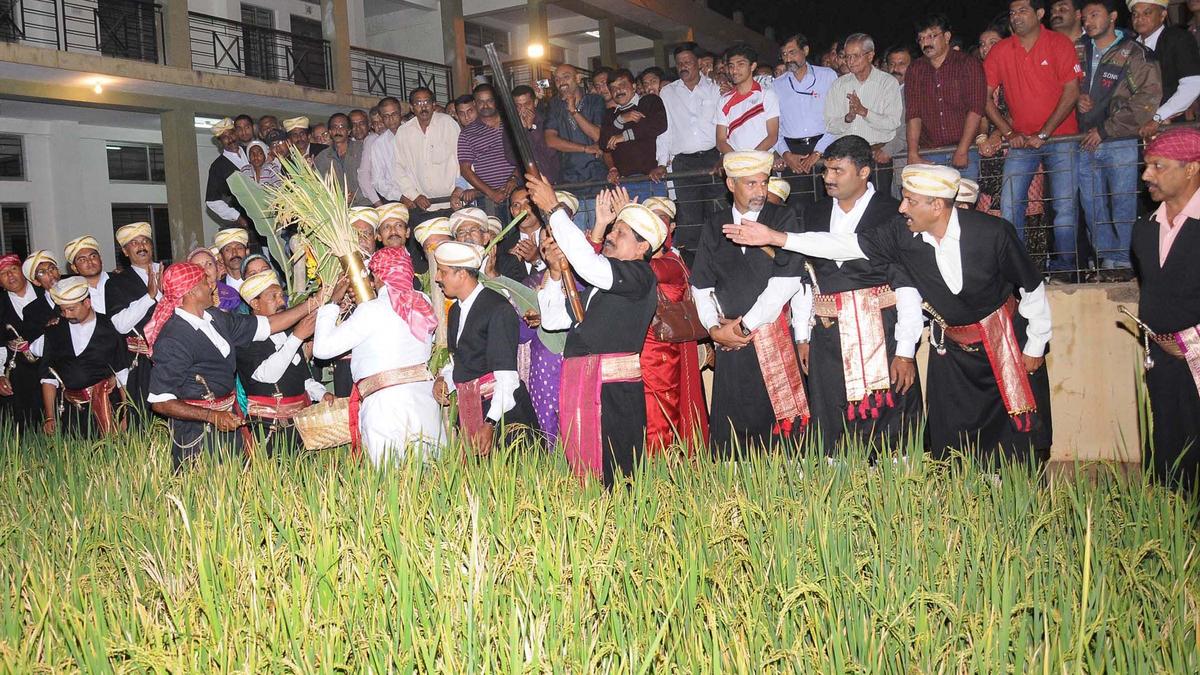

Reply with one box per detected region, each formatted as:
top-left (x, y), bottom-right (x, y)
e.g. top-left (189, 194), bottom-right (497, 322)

top-left (483, 43), bottom-right (587, 321)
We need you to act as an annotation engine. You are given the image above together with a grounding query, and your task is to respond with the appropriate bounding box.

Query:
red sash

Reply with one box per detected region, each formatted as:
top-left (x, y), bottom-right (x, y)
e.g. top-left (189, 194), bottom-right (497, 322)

top-left (941, 299), bottom-right (1038, 431)
top-left (752, 311), bottom-right (810, 435)
top-left (63, 377), bottom-right (125, 435)
top-left (559, 353), bottom-right (641, 481)
top-left (456, 373), bottom-right (497, 454)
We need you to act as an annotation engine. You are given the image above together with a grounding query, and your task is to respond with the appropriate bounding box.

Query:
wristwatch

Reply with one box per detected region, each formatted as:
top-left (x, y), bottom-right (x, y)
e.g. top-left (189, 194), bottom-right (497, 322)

top-left (1036, 132), bottom-right (1050, 141)
top-left (737, 320), bottom-right (751, 337)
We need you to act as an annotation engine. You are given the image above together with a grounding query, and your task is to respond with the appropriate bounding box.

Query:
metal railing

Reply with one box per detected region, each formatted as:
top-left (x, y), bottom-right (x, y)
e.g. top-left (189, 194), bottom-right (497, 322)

top-left (0, 0), bottom-right (162, 63)
top-left (188, 12), bottom-right (331, 90)
top-left (349, 46), bottom-right (453, 102)
top-left (472, 61), bottom-right (593, 91)
top-left (547, 128), bottom-right (1187, 283)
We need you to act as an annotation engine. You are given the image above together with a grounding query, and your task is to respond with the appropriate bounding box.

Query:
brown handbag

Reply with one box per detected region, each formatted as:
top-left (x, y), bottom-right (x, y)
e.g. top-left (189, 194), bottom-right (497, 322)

top-left (650, 257), bottom-right (710, 343)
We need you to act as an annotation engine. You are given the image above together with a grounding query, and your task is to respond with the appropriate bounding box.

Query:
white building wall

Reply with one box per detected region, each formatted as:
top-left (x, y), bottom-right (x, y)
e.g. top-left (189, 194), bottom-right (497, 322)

top-left (366, 7), bottom-right (446, 64)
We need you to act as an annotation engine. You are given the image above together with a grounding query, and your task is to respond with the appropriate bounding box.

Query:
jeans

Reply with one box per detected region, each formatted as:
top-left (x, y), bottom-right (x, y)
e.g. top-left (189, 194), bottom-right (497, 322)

top-left (573, 198), bottom-right (596, 232)
top-left (620, 179), bottom-right (668, 203)
top-left (1076, 137), bottom-right (1138, 268)
top-left (922, 148), bottom-right (981, 181)
top-left (1001, 143), bottom-right (1078, 272)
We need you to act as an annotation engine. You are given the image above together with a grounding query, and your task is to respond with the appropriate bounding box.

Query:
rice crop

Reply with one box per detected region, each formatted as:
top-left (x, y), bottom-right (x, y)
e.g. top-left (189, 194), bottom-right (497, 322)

top-left (0, 423), bottom-right (1196, 673)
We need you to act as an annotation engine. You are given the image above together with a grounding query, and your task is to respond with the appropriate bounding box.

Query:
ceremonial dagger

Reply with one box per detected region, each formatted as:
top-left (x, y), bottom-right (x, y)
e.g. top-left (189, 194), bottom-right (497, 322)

top-left (482, 43), bottom-right (587, 321)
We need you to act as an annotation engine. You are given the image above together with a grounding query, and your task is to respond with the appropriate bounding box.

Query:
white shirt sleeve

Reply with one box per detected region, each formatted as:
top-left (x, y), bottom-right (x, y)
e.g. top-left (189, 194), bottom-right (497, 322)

top-left (206, 199), bottom-right (241, 222)
top-left (783, 232), bottom-right (869, 261)
top-left (692, 286), bottom-right (721, 330)
top-left (358, 136), bottom-right (381, 204)
top-left (893, 286), bottom-right (924, 359)
top-left (1156, 75), bottom-right (1200, 122)
top-left (742, 276), bottom-right (805, 332)
top-left (253, 316), bottom-right (271, 341)
top-left (40, 376), bottom-right (57, 387)
top-left (763, 89), bottom-right (781, 120)
top-left (250, 334), bottom-right (304, 384)
top-left (537, 279), bottom-right (573, 331)
top-left (312, 303), bottom-right (368, 359)
top-left (147, 392), bottom-right (176, 403)
top-left (1018, 282), bottom-right (1052, 358)
top-left (0, 346), bottom-right (6, 364)
top-left (305, 378), bottom-right (328, 402)
top-left (115, 368), bottom-right (129, 387)
top-left (29, 337), bottom-right (44, 359)
top-left (440, 358), bottom-right (457, 393)
top-left (547, 209), bottom-right (614, 290)
top-left (485, 370), bottom-right (520, 422)
top-left (791, 284), bottom-right (813, 342)
top-left (109, 294), bottom-right (156, 335)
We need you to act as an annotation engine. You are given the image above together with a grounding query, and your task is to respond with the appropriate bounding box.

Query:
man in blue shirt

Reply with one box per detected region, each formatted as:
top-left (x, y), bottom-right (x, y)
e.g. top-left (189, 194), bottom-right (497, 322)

top-left (774, 33), bottom-right (839, 204)
top-left (546, 63), bottom-right (608, 229)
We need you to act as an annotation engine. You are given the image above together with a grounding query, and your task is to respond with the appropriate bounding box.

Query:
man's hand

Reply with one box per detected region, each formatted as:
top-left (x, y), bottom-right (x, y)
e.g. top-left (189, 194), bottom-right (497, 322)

top-left (321, 393), bottom-right (336, 404)
top-left (649, 166), bottom-right (667, 182)
top-left (147, 266), bottom-right (160, 299)
top-left (781, 152), bottom-right (804, 174)
top-left (618, 110), bottom-right (645, 125)
top-left (292, 313), bottom-right (318, 340)
top-left (951, 147), bottom-right (970, 169)
top-left (1140, 118), bottom-right (1161, 141)
top-left (522, 310), bottom-right (541, 328)
top-left (797, 152), bottom-right (821, 174)
top-left (0, 376), bottom-right (11, 397)
top-left (6, 337), bottom-right (28, 353)
top-left (723, 219), bottom-right (784, 248)
top-left (906, 150), bottom-right (925, 167)
top-left (796, 342), bottom-right (810, 374)
top-left (1076, 94), bottom-right (1093, 114)
top-left (607, 167), bottom-right (621, 184)
top-left (42, 416), bottom-right (55, 435)
top-left (583, 144), bottom-right (603, 156)
top-left (541, 239), bottom-right (566, 280)
top-left (847, 92), bottom-right (867, 119)
top-left (1026, 133), bottom-right (1046, 150)
top-left (1022, 354), bottom-right (1045, 375)
top-left (518, 106), bottom-right (536, 129)
top-left (510, 239), bottom-right (539, 263)
top-left (329, 277), bottom-right (351, 306)
top-left (978, 132), bottom-right (1002, 158)
top-left (210, 410), bottom-right (244, 432)
top-left (709, 317), bottom-right (752, 350)
top-left (605, 135), bottom-right (624, 151)
top-left (889, 356), bottom-right (916, 395)
top-left (523, 172), bottom-right (559, 213)
top-left (873, 147), bottom-right (891, 165)
top-left (1080, 128), bottom-right (1102, 152)
top-left (415, 195), bottom-right (433, 210)
top-left (433, 377), bottom-right (451, 405)
top-left (472, 422), bottom-right (495, 455)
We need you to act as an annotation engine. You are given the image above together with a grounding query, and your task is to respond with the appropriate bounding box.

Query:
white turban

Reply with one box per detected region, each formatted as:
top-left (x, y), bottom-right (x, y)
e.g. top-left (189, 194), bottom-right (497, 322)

top-left (210, 117), bottom-right (234, 136)
top-left (555, 191), bottom-right (580, 216)
top-left (349, 206), bottom-right (381, 228)
top-left (617, 203), bottom-right (667, 252)
top-left (22, 250), bottom-right (56, 284)
top-left (768, 177), bottom-right (792, 201)
top-left (643, 196), bottom-right (677, 220)
top-left (214, 228), bottom-right (250, 251)
top-left (433, 241), bottom-right (485, 270)
top-left (956, 178), bottom-right (980, 204)
top-left (723, 151), bottom-right (774, 178)
top-left (414, 217), bottom-right (452, 246)
top-left (49, 276), bottom-right (89, 306)
top-left (64, 235), bottom-right (101, 264)
top-left (377, 202), bottom-right (410, 226)
top-left (449, 207), bottom-right (489, 237)
top-left (1127, 0), bottom-right (1168, 8)
top-left (283, 116), bottom-right (310, 132)
top-left (115, 221), bottom-right (152, 247)
top-left (238, 270), bottom-right (281, 302)
top-left (485, 216), bottom-right (503, 236)
top-left (901, 164), bottom-right (961, 199)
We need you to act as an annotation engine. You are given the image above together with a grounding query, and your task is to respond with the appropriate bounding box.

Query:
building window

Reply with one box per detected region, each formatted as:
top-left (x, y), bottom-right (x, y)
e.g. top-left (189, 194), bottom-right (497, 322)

top-left (111, 204), bottom-right (172, 262)
top-left (0, 205), bottom-right (30, 257)
top-left (464, 21), bottom-right (510, 55)
top-left (0, 135), bottom-right (24, 179)
top-left (106, 143), bottom-right (165, 182)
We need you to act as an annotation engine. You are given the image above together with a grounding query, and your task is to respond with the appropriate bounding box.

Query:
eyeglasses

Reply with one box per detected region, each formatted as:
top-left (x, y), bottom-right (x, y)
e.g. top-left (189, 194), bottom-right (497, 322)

top-left (785, 69), bottom-right (818, 97)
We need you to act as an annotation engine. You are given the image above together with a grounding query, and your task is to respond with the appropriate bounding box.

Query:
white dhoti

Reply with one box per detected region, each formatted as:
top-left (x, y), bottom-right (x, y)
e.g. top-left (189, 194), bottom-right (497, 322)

top-left (358, 380), bottom-right (443, 465)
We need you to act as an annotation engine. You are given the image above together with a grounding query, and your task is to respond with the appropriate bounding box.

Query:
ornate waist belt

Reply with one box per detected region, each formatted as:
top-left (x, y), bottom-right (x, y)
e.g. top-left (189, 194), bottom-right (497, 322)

top-left (812, 285), bottom-right (896, 318)
top-left (246, 393), bottom-right (310, 420)
top-left (812, 285), bottom-right (897, 419)
top-left (126, 336), bottom-right (150, 357)
top-left (356, 364), bottom-right (433, 399)
top-left (183, 392), bottom-right (236, 411)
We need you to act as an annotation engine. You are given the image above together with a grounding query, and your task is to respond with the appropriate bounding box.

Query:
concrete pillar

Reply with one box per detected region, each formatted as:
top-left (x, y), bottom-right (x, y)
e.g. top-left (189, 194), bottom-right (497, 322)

top-left (598, 18), bottom-right (617, 67)
top-left (652, 39), bottom-right (669, 69)
top-left (527, 0), bottom-right (548, 60)
top-left (441, 0), bottom-right (470, 96)
top-left (159, 108), bottom-right (205, 259)
top-left (162, 0), bottom-right (191, 68)
top-left (321, 0), bottom-right (353, 96)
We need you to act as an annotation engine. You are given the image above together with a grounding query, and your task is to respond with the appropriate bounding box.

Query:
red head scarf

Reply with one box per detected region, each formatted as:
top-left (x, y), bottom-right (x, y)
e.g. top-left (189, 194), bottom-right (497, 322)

top-left (143, 262), bottom-right (207, 355)
top-left (1146, 128), bottom-right (1200, 164)
top-left (0, 254), bottom-right (20, 271)
top-left (367, 246), bottom-right (436, 341)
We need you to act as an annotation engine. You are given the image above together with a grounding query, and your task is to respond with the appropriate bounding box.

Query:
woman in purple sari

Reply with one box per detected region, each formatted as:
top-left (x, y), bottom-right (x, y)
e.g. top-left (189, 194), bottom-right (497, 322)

top-left (186, 247), bottom-right (245, 313)
top-left (520, 269), bottom-right (565, 443)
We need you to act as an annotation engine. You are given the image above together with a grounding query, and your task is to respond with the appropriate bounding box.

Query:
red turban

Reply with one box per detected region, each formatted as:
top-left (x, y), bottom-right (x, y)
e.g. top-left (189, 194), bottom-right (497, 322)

top-left (1145, 128), bottom-right (1200, 164)
top-left (0, 254), bottom-right (19, 271)
top-left (143, 262), bottom-right (208, 356)
top-left (367, 246), bottom-right (436, 341)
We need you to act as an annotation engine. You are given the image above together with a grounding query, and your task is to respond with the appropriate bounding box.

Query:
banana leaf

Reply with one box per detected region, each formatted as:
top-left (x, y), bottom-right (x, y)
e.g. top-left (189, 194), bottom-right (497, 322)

top-left (480, 275), bottom-right (567, 354)
top-left (227, 173), bottom-right (294, 295)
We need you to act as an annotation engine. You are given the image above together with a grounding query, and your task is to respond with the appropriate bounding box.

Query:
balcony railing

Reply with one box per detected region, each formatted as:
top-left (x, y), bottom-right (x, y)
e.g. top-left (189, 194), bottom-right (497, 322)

top-left (471, 60), bottom-right (593, 92)
top-left (188, 12), bottom-right (331, 90)
top-left (349, 46), bottom-right (452, 102)
top-left (0, 0), bottom-right (162, 63)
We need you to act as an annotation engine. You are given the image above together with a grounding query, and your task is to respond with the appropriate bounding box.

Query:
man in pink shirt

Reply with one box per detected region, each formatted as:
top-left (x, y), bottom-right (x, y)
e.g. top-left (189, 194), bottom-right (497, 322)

top-left (1132, 127), bottom-right (1200, 491)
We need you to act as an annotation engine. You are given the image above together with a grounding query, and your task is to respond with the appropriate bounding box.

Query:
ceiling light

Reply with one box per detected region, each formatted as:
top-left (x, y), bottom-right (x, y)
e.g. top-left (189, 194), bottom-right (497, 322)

top-left (585, 30), bottom-right (599, 38)
top-left (527, 43), bottom-right (545, 58)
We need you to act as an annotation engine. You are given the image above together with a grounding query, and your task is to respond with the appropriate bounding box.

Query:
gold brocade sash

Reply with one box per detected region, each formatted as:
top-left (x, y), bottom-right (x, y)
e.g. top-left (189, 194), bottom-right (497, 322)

top-left (813, 285), bottom-right (896, 418)
top-left (63, 377), bottom-right (125, 435)
top-left (752, 311), bottom-right (809, 434)
top-left (1173, 327), bottom-right (1200, 399)
top-left (356, 364), bottom-right (434, 399)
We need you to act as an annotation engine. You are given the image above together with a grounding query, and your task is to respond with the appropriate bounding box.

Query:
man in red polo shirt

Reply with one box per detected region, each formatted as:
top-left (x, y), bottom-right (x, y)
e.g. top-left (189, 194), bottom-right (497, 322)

top-left (984, 0), bottom-right (1083, 277)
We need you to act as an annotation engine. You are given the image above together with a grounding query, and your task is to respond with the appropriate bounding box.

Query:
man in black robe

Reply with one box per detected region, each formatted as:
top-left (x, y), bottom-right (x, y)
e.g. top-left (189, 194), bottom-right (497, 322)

top-left (0, 253), bottom-right (51, 428)
top-left (146, 262), bottom-right (315, 468)
top-left (204, 118), bottom-right (250, 227)
top-left (1130, 128), bottom-right (1200, 490)
top-left (104, 222), bottom-right (161, 424)
top-left (727, 164), bottom-right (1054, 465)
top-left (235, 271), bottom-right (329, 454)
top-left (795, 136), bottom-right (924, 456)
top-left (432, 241), bottom-right (539, 453)
top-left (64, 236), bottom-right (111, 314)
top-left (283, 116), bottom-right (327, 163)
top-left (528, 174), bottom-right (663, 487)
top-left (690, 151), bottom-right (811, 457)
top-left (38, 277), bottom-right (128, 437)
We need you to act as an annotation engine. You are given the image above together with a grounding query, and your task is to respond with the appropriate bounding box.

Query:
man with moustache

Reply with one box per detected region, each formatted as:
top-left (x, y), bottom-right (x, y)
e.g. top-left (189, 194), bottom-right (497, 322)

top-left (1051, 0), bottom-right (1085, 40)
top-left (366, 96), bottom-right (407, 204)
top-left (315, 112), bottom-right (370, 206)
top-left (105, 222), bottom-right (162, 419)
top-left (453, 95), bottom-right (478, 128)
top-left (355, 107), bottom-right (384, 207)
top-left (1130, 128), bottom-right (1200, 490)
top-left (726, 164), bottom-right (1054, 465)
top-left (599, 68), bottom-right (669, 202)
top-left (257, 115), bottom-right (280, 141)
top-left (283, 116), bottom-right (326, 163)
top-left (458, 84), bottom-right (519, 218)
top-left (0, 253), bottom-right (52, 427)
top-left (1131, 0), bottom-right (1200, 141)
top-left (792, 136), bottom-right (923, 456)
top-left (204, 118), bottom-right (250, 227)
top-left (235, 271), bottom-right (330, 453)
top-left (432, 241), bottom-right (540, 454)
top-left (774, 33), bottom-right (839, 200)
top-left (213, 228), bottom-right (249, 294)
top-left (450, 207), bottom-right (526, 281)
top-left (63, 235), bottom-right (111, 313)
top-left (394, 87), bottom-right (462, 223)
top-left (545, 63), bottom-right (607, 228)
top-left (38, 277), bottom-right (129, 437)
top-left (905, 14), bottom-right (988, 181)
top-left (19, 250), bottom-right (61, 347)
top-left (233, 114), bottom-right (256, 149)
